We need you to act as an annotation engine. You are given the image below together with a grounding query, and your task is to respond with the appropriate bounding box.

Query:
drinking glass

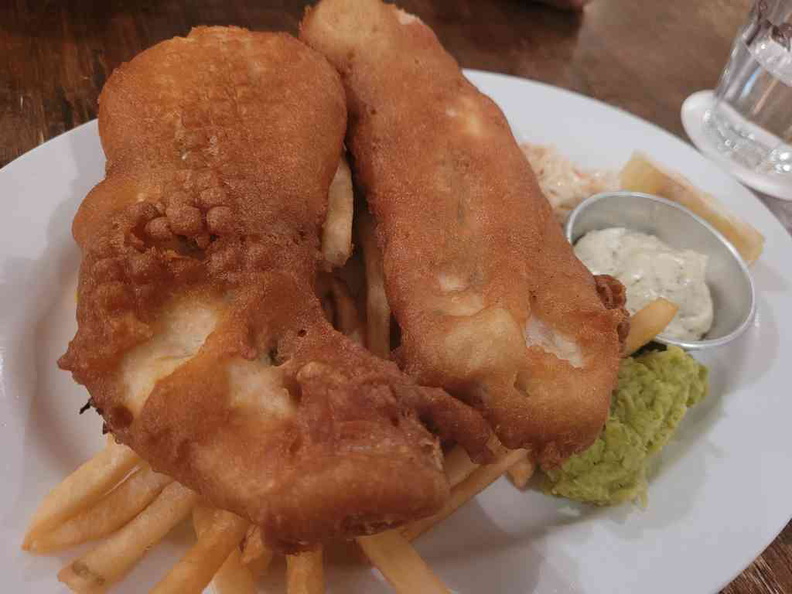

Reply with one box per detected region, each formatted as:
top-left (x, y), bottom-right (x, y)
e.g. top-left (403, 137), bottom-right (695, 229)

top-left (704, 0), bottom-right (792, 175)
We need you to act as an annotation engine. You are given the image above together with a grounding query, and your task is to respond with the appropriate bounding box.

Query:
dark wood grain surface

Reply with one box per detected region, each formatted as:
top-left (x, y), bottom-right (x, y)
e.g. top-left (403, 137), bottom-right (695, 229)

top-left (1, 1), bottom-right (790, 592)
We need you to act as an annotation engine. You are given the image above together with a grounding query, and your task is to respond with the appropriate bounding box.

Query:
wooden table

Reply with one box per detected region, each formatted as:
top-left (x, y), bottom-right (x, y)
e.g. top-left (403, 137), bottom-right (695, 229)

top-left (1, 0), bottom-right (789, 592)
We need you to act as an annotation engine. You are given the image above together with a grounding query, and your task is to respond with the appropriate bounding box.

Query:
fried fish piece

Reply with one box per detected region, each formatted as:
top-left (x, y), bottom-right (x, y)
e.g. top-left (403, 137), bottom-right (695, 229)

top-left (59, 26), bottom-right (491, 549)
top-left (301, 1), bottom-right (628, 467)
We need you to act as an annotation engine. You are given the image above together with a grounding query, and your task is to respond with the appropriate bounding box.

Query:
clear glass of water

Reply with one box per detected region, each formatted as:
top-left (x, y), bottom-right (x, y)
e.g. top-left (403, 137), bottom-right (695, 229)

top-left (704, 0), bottom-right (792, 175)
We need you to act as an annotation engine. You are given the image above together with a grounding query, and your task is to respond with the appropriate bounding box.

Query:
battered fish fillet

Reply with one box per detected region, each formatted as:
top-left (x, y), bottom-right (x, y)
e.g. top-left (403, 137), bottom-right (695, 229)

top-left (301, 1), bottom-right (629, 467)
top-left (58, 26), bottom-right (491, 549)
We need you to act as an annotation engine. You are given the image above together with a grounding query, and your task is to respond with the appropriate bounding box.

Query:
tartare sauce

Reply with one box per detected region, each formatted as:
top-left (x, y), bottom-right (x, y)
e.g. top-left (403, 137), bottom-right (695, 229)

top-left (574, 227), bottom-right (713, 341)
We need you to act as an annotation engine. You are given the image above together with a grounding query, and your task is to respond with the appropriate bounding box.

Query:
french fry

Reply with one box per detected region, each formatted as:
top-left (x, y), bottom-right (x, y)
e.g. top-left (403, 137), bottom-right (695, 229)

top-left (151, 506), bottom-right (248, 594)
top-left (620, 151), bottom-right (765, 264)
top-left (322, 156), bottom-right (354, 268)
top-left (27, 465), bottom-right (172, 553)
top-left (329, 277), bottom-right (364, 345)
top-left (320, 290), bottom-right (336, 326)
top-left (357, 530), bottom-right (449, 594)
top-left (207, 547), bottom-right (258, 594)
top-left (193, 506), bottom-right (257, 594)
top-left (286, 548), bottom-right (324, 594)
top-left (624, 298), bottom-right (679, 356)
top-left (193, 505), bottom-right (256, 594)
top-left (239, 526), bottom-right (274, 577)
top-left (58, 482), bottom-right (198, 593)
top-left (442, 445), bottom-right (480, 488)
top-left (357, 209), bottom-right (391, 358)
top-left (402, 448), bottom-right (529, 541)
top-left (506, 457), bottom-right (536, 489)
top-left (316, 273), bottom-right (364, 344)
top-left (23, 437), bottom-right (140, 547)
top-left (443, 435), bottom-right (504, 488)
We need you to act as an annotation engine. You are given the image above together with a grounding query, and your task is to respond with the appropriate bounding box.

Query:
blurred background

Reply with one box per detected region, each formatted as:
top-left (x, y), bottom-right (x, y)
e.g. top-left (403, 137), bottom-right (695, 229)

top-left (0, 0), bottom-right (752, 163)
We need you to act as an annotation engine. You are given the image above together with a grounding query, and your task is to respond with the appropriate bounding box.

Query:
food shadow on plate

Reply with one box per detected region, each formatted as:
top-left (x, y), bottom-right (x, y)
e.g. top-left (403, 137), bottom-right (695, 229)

top-left (1, 228), bottom-right (84, 468)
top-left (749, 258), bottom-right (789, 293)
top-left (712, 290), bottom-right (781, 392)
top-left (565, 302), bottom-right (778, 539)
top-left (511, 304), bottom-right (779, 540)
top-left (2, 127), bottom-right (105, 526)
top-left (245, 499), bottom-right (587, 593)
top-left (253, 550), bottom-right (391, 594)
top-left (526, 441), bottom-right (714, 541)
top-left (537, 398), bottom-right (717, 539)
top-left (262, 484), bottom-right (586, 593)
top-left (407, 490), bottom-right (585, 594)
top-left (0, 200), bottom-right (95, 576)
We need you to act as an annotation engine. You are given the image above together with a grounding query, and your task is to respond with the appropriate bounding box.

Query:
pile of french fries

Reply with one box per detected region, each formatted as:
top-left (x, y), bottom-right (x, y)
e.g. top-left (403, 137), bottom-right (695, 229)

top-left (24, 156), bottom-right (676, 593)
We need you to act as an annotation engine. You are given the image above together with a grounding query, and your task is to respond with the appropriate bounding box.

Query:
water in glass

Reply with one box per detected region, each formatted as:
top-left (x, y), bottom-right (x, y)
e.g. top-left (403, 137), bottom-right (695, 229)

top-left (705, 0), bottom-right (792, 174)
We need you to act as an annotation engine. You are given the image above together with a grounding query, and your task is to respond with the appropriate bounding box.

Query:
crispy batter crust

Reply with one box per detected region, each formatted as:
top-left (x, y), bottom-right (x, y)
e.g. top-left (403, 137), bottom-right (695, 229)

top-left (59, 27), bottom-right (491, 549)
top-left (301, 0), bottom-right (628, 466)
top-left (594, 274), bottom-right (631, 346)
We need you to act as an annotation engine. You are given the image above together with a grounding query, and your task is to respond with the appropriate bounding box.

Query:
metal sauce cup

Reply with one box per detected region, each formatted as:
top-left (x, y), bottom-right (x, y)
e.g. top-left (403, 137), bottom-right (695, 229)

top-left (565, 191), bottom-right (756, 350)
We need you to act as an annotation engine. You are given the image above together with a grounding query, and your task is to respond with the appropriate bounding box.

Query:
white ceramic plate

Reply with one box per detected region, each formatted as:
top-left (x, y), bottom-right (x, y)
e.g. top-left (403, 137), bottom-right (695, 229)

top-left (1, 70), bottom-right (790, 594)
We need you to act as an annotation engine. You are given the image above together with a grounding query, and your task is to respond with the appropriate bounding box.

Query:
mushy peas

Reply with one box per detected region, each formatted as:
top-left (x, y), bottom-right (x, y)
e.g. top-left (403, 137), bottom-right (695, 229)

top-left (543, 347), bottom-right (708, 505)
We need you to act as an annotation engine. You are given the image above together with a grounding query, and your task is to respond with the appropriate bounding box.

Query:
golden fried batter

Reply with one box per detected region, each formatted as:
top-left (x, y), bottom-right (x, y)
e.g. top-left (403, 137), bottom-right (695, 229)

top-left (301, 1), bottom-right (628, 467)
top-left (59, 26), bottom-right (491, 549)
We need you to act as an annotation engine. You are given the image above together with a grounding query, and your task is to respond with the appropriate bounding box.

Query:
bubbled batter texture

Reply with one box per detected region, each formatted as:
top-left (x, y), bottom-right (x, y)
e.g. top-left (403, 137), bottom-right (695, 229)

top-left (59, 27), bottom-right (491, 550)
